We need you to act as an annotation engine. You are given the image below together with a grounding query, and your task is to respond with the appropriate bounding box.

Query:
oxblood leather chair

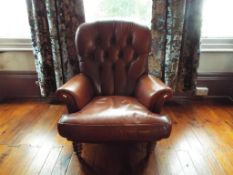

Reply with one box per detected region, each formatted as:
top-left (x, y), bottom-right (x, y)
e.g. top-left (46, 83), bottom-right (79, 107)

top-left (56, 21), bottom-right (172, 158)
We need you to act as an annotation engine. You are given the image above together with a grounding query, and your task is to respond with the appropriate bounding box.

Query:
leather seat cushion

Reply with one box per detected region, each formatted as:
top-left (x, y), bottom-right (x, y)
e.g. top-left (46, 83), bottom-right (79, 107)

top-left (58, 96), bottom-right (171, 142)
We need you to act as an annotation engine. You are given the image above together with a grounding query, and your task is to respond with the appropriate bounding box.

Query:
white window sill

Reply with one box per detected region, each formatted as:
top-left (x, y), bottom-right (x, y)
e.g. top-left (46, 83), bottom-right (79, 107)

top-left (0, 38), bottom-right (32, 51)
top-left (200, 38), bottom-right (233, 52)
top-left (1, 38), bottom-right (233, 53)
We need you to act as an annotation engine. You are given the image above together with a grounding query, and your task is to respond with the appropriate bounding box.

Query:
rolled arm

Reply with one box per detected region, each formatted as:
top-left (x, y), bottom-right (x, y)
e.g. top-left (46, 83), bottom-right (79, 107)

top-left (135, 75), bottom-right (172, 113)
top-left (56, 73), bottom-right (94, 113)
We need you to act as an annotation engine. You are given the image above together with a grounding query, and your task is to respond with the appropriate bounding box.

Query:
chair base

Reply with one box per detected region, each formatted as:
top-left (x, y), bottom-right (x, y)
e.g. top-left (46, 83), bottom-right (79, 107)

top-left (72, 141), bottom-right (156, 160)
top-left (72, 142), bottom-right (83, 158)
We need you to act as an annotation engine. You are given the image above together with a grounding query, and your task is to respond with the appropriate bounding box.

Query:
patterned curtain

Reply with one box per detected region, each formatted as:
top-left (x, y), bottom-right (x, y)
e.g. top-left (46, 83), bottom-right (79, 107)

top-left (149, 0), bottom-right (203, 92)
top-left (26, 0), bottom-right (85, 96)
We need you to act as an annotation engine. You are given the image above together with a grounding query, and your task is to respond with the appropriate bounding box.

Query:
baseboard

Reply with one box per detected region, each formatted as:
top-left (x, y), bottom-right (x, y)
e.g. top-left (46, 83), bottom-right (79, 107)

top-left (197, 72), bottom-right (233, 98)
top-left (0, 71), bottom-right (41, 100)
top-left (1, 71), bottom-right (232, 102)
top-left (170, 72), bottom-right (233, 103)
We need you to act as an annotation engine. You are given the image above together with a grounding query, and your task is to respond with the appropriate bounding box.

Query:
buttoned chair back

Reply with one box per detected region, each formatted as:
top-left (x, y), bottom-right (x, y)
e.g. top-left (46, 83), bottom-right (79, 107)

top-left (75, 21), bottom-right (151, 96)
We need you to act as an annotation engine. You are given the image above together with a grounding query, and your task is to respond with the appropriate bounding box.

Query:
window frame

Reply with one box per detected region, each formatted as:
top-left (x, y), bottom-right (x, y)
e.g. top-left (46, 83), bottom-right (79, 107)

top-left (200, 0), bottom-right (233, 53)
top-left (200, 38), bottom-right (233, 53)
top-left (0, 0), bottom-right (32, 51)
top-left (0, 38), bottom-right (32, 51)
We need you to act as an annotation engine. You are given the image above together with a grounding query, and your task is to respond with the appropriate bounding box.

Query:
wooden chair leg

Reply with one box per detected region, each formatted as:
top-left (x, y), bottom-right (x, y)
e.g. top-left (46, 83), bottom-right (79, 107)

top-left (132, 142), bottom-right (157, 172)
top-left (146, 142), bottom-right (156, 158)
top-left (72, 142), bottom-right (98, 174)
top-left (72, 142), bottom-right (82, 158)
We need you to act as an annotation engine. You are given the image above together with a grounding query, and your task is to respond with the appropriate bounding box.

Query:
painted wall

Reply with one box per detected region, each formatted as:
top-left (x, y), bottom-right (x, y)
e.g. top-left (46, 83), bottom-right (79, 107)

top-left (0, 51), bottom-right (35, 71)
top-left (0, 50), bottom-right (232, 99)
top-left (0, 51), bottom-right (232, 73)
top-left (198, 52), bottom-right (233, 73)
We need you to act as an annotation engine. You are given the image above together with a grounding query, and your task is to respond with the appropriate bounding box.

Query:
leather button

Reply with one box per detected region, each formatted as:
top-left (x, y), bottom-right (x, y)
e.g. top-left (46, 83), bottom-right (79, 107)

top-left (75, 21), bottom-right (151, 96)
top-left (104, 51), bottom-right (109, 58)
top-left (112, 64), bottom-right (115, 70)
top-left (95, 37), bottom-right (101, 45)
top-left (133, 52), bottom-right (138, 59)
top-left (62, 94), bottom-right (68, 98)
top-left (119, 50), bottom-right (123, 58)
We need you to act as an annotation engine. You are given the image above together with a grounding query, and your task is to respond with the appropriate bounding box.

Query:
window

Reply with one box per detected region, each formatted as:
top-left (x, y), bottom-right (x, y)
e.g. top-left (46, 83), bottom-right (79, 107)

top-left (0, 0), bottom-right (32, 51)
top-left (201, 0), bottom-right (233, 52)
top-left (83, 0), bottom-right (152, 27)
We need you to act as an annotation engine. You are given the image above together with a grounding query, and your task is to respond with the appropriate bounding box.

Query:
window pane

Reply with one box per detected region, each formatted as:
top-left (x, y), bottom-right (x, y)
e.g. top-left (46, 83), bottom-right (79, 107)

top-left (0, 0), bottom-right (31, 39)
top-left (202, 0), bottom-right (233, 38)
top-left (83, 0), bottom-right (152, 27)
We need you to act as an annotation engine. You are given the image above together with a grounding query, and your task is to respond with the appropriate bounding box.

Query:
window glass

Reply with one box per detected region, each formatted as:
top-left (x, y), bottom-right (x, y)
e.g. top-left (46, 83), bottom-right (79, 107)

top-left (0, 0), bottom-right (31, 39)
top-left (83, 0), bottom-right (152, 27)
top-left (202, 0), bottom-right (233, 38)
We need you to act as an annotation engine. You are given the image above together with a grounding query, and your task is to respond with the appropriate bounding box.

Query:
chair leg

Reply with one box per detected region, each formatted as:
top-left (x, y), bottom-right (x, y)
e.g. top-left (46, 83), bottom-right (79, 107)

top-left (146, 142), bottom-right (156, 158)
top-left (72, 142), bottom-right (82, 158)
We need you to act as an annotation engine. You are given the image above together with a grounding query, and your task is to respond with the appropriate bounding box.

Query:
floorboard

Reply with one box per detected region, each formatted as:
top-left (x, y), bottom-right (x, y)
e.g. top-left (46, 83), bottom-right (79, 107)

top-left (0, 100), bottom-right (232, 175)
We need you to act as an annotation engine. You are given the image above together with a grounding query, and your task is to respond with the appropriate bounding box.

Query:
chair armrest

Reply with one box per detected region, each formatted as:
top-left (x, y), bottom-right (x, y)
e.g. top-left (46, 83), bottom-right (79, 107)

top-left (135, 75), bottom-right (172, 113)
top-left (56, 73), bottom-right (94, 113)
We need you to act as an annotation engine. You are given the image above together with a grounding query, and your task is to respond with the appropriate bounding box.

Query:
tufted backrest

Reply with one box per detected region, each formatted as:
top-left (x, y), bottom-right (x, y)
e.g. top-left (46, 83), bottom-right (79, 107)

top-left (75, 21), bottom-right (151, 96)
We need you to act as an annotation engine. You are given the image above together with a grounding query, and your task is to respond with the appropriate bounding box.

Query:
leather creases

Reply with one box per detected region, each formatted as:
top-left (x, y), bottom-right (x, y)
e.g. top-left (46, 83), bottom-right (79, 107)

top-left (75, 21), bottom-right (151, 96)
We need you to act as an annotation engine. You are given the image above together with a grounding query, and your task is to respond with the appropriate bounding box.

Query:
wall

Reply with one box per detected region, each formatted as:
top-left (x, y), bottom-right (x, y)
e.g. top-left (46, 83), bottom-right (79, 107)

top-left (2, 51), bottom-right (232, 73)
top-left (198, 52), bottom-right (233, 73)
top-left (0, 50), bottom-right (232, 100)
top-left (0, 51), bottom-right (40, 99)
top-left (0, 51), bottom-right (35, 71)
top-left (197, 52), bottom-right (233, 98)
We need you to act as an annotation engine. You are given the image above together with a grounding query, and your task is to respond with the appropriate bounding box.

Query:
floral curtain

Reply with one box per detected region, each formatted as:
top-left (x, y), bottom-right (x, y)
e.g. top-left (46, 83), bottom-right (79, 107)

top-left (149, 0), bottom-right (203, 92)
top-left (26, 0), bottom-right (85, 96)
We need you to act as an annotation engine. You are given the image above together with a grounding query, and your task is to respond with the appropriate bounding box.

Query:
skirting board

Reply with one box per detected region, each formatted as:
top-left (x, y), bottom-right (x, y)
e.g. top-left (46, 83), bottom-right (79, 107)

top-left (0, 71), bottom-right (232, 101)
top-left (0, 71), bottom-right (41, 100)
top-left (197, 72), bottom-right (233, 99)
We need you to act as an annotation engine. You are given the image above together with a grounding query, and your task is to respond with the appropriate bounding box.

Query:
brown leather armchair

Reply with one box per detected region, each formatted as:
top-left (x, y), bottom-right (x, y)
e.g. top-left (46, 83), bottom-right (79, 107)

top-left (56, 21), bottom-right (172, 157)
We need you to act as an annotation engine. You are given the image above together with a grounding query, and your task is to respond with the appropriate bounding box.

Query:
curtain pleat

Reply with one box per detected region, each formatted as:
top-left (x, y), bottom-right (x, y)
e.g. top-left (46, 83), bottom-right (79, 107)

top-left (164, 0), bottom-right (186, 89)
top-left (56, 0), bottom-right (85, 82)
top-left (26, 0), bottom-right (56, 96)
top-left (45, 0), bottom-right (64, 89)
top-left (150, 0), bottom-right (203, 92)
top-left (149, 0), bottom-right (167, 78)
top-left (177, 0), bottom-right (203, 91)
top-left (26, 0), bottom-right (85, 96)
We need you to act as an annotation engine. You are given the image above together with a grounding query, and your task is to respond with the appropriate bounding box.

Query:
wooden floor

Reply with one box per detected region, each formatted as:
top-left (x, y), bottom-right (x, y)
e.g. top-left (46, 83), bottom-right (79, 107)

top-left (0, 99), bottom-right (232, 175)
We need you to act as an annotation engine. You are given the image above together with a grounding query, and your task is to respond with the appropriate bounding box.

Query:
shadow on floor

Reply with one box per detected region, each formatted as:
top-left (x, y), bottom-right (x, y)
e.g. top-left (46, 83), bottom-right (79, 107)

top-left (77, 143), bottom-right (159, 175)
